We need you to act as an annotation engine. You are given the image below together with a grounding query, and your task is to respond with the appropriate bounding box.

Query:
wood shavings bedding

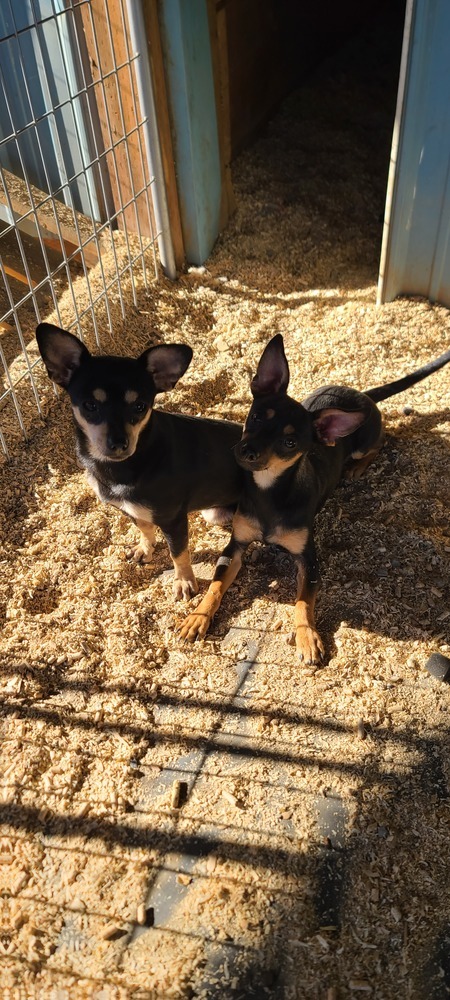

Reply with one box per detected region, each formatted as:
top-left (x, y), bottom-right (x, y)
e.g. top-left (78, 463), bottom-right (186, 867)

top-left (1, 14), bottom-right (449, 999)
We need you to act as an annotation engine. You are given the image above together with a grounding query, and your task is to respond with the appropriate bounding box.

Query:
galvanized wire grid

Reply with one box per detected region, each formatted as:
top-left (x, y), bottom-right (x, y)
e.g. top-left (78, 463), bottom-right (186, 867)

top-left (0, 0), bottom-right (163, 458)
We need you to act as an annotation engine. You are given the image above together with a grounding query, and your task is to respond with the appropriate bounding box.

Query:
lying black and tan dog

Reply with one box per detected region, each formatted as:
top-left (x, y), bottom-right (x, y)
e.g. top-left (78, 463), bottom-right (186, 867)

top-left (180, 334), bottom-right (450, 661)
top-left (36, 323), bottom-right (242, 599)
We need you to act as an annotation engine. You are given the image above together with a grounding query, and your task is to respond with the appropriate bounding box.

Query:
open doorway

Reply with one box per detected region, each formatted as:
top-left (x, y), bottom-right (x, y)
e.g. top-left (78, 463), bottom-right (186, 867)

top-left (214, 0), bottom-right (407, 293)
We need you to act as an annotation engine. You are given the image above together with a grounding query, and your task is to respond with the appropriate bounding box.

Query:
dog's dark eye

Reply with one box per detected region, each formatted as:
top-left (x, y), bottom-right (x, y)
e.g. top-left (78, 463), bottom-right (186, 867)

top-left (283, 437), bottom-right (296, 449)
top-left (133, 401), bottom-right (147, 415)
top-left (83, 400), bottom-right (99, 413)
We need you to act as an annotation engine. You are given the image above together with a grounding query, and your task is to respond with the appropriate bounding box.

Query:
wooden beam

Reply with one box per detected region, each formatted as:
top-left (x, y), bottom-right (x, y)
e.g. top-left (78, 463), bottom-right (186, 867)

top-left (3, 264), bottom-right (37, 289)
top-left (207, 0), bottom-right (235, 230)
top-left (0, 196), bottom-right (99, 269)
top-left (143, 0), bottom-right (185, 268)
top-left (0, 320), bottom-right (17, 336)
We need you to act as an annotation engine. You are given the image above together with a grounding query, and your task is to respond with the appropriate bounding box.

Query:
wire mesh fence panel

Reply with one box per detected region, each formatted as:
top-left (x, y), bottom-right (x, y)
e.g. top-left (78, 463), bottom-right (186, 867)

top-left (0, 0), bottom-right (165, 458)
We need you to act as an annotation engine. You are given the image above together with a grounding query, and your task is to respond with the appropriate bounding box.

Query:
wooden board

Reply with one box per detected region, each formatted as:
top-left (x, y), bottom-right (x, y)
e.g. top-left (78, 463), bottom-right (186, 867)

top-left (143, 0), bottom-right (185, 267)
top-left (0, 195), bottom-right (98, 270)
top-left (75, 0), bottom-right (157, 241)
top-left (207, 0), bottom-right (236, 230)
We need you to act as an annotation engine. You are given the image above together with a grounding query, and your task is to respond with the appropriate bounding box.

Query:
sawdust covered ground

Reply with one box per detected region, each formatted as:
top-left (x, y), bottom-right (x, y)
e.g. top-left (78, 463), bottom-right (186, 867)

top-left (1, 13), bottom-right (450, 1000)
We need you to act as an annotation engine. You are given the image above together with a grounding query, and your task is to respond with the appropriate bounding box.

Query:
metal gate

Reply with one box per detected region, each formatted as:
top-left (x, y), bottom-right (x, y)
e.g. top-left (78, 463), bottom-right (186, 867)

top-left (0, 0), bottom-right (174, 458)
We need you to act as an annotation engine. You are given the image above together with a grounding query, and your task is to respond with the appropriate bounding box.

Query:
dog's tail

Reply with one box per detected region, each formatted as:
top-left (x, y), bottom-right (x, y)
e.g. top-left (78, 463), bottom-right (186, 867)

top-left (366, 347), bottom-right (450, 403)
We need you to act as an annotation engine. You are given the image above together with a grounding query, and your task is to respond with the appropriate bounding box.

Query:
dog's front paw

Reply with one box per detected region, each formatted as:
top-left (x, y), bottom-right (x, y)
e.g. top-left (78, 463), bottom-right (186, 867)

top-left (127, 542), bottom-right (154, 564)
top-left (178, 610), bottom-right (212, 642)
top-left (295, 625), bottom-right (324, 666)
top-left (172, 574), bottom-right (199, 601)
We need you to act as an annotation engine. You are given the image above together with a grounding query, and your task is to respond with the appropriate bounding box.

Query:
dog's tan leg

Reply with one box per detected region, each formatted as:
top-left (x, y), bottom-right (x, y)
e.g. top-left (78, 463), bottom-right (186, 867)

top-left (158, 515), bottom-right (198, 600)
top-left (266, 526), bottom-right (323, 665)
top-left (171, 547), bottom-right (198, 601)
top-left (129, 519), bottom-right (156, 563)
top-left (294, 586), bottom-right (324, 665)
top-left (178, 510), bottom-right (260, 639)
top-left (293, 546), bottom-right (324, 665)
top-left (178, 537), bottom-right (244, 640)
top-left (127, 521), bottom-right (155, 563)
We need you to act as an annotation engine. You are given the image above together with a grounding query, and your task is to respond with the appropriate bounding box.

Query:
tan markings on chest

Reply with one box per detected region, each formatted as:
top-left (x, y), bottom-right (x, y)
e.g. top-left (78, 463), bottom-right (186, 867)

top-left (233, 512), bottom-right (263, 543)
top-left (119, 500), bottom-right (154, 522)
top-left (85, 472), bottom-right (153, 522)
top-left (266, 525), bottom-right (309, 555)
top-left (253, 452), bottom-right (300, 490)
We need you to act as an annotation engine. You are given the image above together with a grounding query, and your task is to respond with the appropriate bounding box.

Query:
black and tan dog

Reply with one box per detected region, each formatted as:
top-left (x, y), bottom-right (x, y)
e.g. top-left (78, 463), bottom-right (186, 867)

top-left (180, 334), bottom-right (450, 662)
top-left (36, 323), bottom-right (242, 599)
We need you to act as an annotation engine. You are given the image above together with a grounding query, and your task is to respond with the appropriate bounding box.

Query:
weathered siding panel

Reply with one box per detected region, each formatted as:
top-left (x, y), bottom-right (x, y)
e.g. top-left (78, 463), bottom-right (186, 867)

top-left (159, 0), bottom-right (222, 265)
top-left (379, 0), bottom-right (450, 306)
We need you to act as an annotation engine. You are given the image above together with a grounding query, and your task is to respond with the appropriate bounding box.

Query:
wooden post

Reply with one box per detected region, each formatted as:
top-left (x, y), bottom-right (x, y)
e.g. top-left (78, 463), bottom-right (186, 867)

top-left (142, 0), bottom-right (185, 268)
top-left (207, 0), bottom-right (236, 230)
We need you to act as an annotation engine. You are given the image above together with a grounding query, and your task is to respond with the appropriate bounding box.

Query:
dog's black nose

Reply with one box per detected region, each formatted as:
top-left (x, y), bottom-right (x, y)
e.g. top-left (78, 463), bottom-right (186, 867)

top-left (107, 433), bottom-right (129, 453)
top-left (239, 440), bottom-right (260, 463)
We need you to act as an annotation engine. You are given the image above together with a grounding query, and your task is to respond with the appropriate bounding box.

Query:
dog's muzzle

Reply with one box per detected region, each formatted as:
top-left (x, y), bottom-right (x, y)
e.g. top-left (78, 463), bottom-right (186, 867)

top-left (234, 439), bottom-right (266, 471)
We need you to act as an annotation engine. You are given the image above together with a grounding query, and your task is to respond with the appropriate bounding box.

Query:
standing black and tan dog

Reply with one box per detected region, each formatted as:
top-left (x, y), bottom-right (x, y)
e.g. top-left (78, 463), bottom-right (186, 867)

top-left (180, 334), bottom-right (450, 661)
top-left (36, 323), bottom-right (242, 599)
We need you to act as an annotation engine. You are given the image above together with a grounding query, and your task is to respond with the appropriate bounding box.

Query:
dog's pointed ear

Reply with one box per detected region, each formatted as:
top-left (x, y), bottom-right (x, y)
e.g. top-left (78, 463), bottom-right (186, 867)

top-left (251, 334), bottom-right (290, 397)
top-left (139, 343), bottom-right (193, 392)
top-left (313, 408), bottom-right (365, 446)
top-left (36, 323), bottom-right (90, 387)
